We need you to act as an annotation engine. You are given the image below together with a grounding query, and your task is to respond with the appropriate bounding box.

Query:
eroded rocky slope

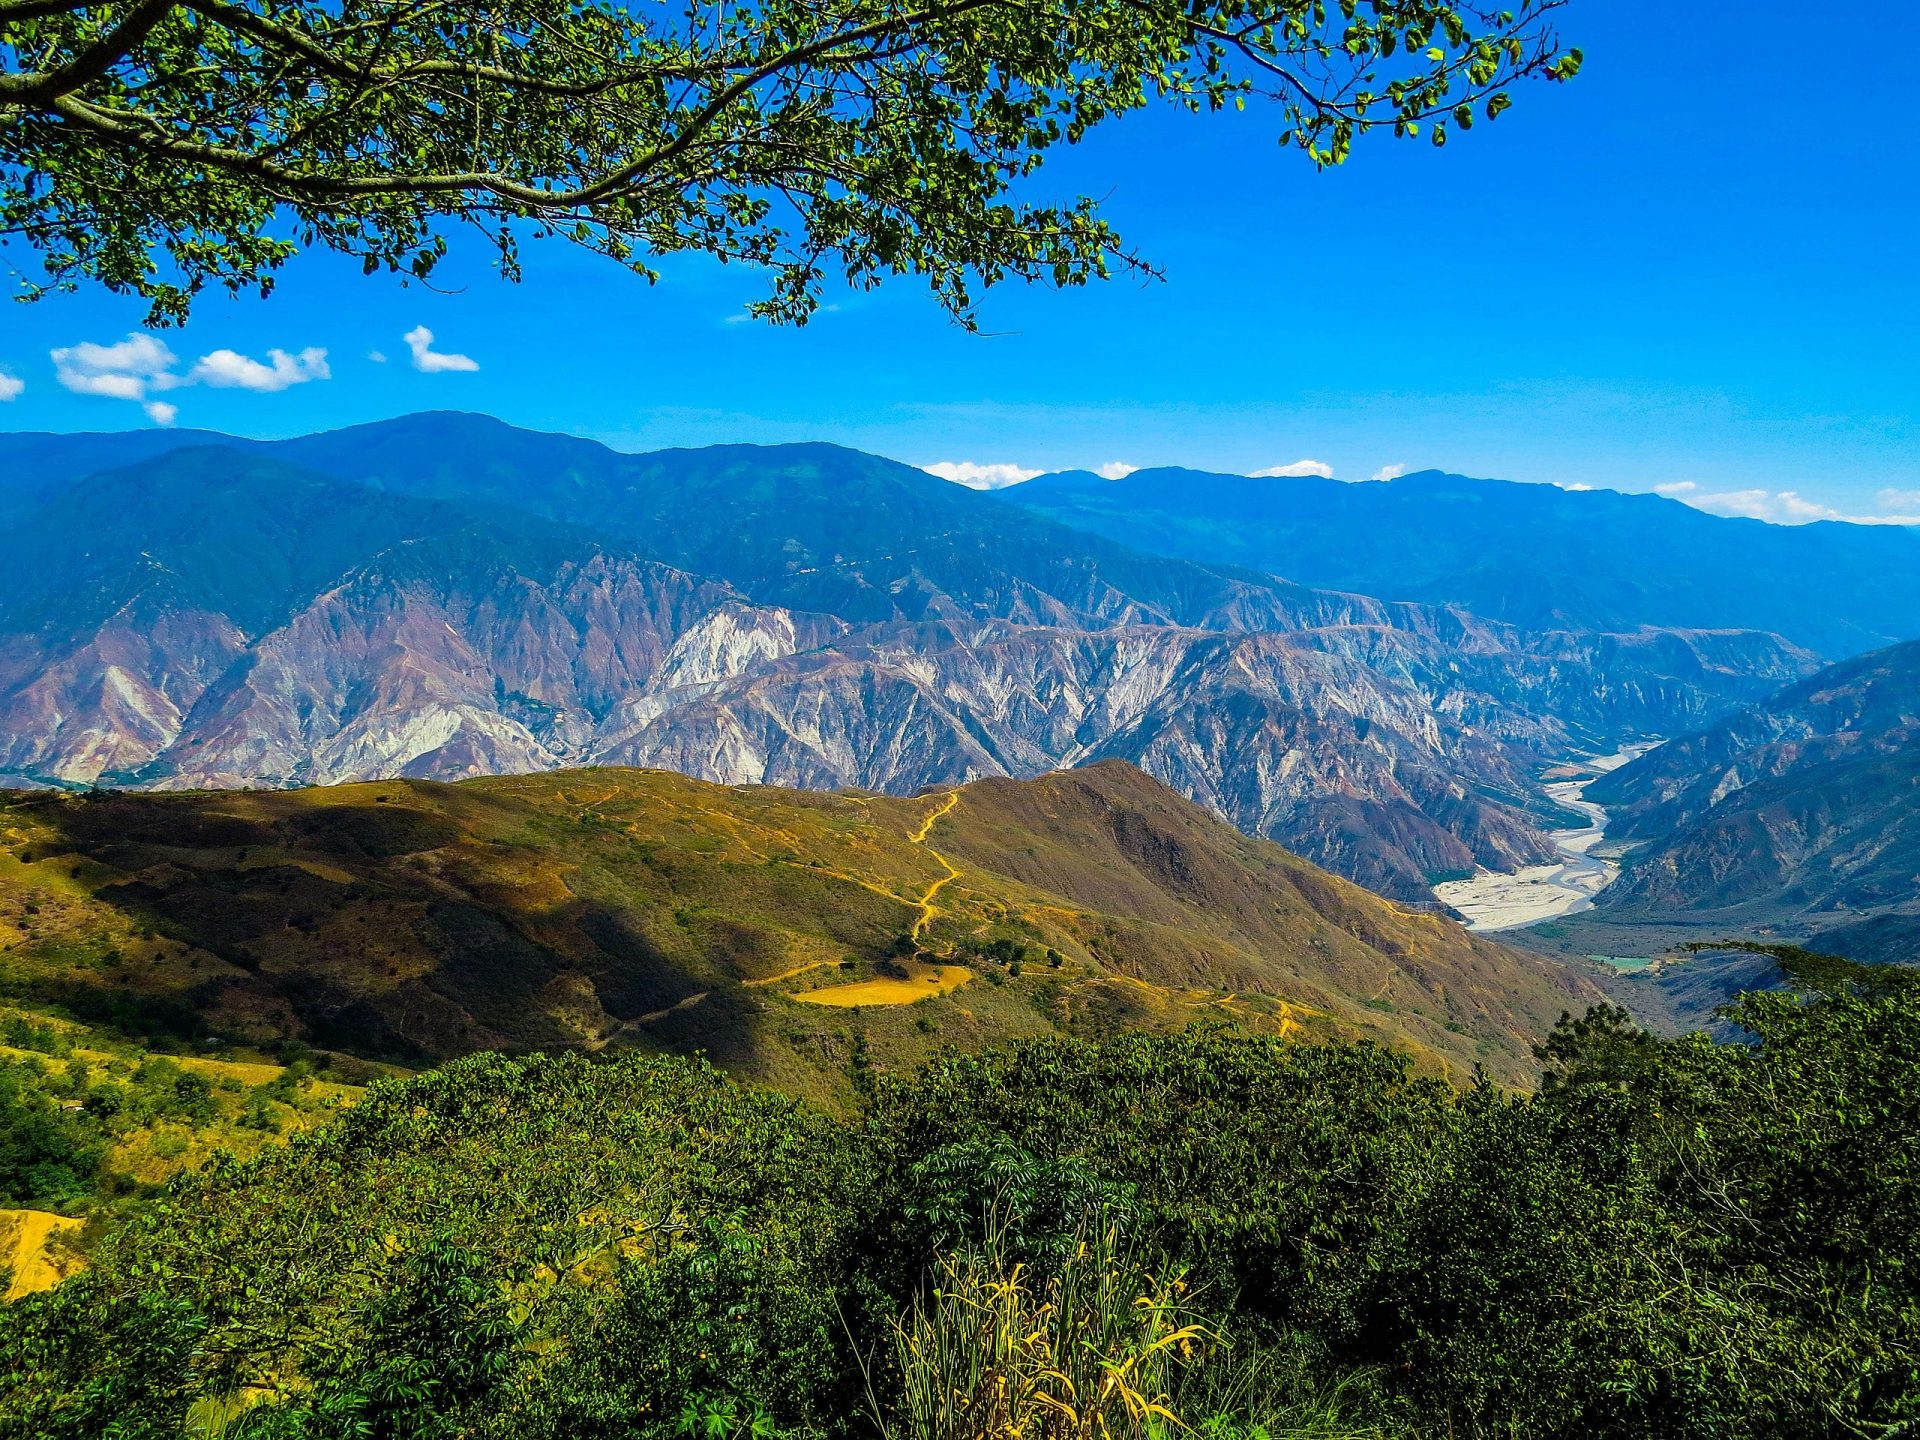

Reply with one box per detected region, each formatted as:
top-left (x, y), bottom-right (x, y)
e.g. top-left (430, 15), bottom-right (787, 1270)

top-left (1589, 640), bottom-right (1920, 931)
top-left (0, 416), bottom-right (1819, 899)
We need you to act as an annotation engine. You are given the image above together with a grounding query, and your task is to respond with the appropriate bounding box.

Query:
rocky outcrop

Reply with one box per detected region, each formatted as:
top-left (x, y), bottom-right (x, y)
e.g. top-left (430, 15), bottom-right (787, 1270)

top-left (1591, 639), bottom-right (1920, 842)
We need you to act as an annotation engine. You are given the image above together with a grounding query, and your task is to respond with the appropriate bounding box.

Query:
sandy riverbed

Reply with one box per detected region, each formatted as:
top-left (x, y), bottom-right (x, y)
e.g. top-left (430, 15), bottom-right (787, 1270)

top-left (1434, 744), bottom-right (1657, 932)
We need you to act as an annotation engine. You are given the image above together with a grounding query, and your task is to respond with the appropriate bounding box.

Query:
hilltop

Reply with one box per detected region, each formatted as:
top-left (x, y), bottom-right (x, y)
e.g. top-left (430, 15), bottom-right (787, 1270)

top-left (0, 761), bottom-right (1601, 1096)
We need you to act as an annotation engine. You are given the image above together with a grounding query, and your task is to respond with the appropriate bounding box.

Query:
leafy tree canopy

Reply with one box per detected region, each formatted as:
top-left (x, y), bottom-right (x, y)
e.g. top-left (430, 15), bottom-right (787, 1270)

top-left (1, 0), bottom-right (1579, 325)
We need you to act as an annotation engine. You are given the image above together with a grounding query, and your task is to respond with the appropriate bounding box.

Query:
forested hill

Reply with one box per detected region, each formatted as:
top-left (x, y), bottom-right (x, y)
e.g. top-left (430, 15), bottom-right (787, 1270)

top-left (5, 976), bottom-right (1915, 1438)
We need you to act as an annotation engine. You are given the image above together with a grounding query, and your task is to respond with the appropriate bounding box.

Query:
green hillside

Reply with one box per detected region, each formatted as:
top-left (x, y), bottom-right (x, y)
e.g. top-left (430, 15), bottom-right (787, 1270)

top-left (0, 1004), bottom-right (368, 1304)
top-left (0, 762), bottom-right (1601, 1098)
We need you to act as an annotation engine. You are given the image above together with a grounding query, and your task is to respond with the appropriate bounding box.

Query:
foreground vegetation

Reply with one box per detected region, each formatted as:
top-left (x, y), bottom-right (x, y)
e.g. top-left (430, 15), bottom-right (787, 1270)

top-left (2, 953), bottom-right (1914, 1439)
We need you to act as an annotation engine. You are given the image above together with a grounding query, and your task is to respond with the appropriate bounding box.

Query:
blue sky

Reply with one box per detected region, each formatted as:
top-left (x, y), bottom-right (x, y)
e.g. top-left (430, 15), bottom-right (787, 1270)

top-left (2, 0), bottom-right (1916, 523)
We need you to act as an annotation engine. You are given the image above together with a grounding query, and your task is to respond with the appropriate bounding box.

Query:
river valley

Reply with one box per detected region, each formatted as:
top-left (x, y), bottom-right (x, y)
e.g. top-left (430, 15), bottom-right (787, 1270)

top-left (1434, 744), bottom-right (1659, 932)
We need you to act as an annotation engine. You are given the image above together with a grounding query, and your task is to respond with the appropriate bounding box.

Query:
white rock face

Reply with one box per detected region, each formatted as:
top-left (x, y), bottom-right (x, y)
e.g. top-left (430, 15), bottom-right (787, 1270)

top-left (0, 534), bottom-right (1815, 899)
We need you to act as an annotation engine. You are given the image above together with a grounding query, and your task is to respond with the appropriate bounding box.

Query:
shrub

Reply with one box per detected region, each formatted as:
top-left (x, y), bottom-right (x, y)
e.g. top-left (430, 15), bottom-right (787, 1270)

top-left (867, 1028), bottom-right (1455, 1354)
top-left (0, 1051), bottom-right (875, 1439)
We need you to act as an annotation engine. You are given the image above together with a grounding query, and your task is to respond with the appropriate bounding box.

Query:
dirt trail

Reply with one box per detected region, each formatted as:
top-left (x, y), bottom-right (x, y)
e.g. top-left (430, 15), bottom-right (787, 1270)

top-left (787, 792), bottom-right (973, 1008)
top-left (910, 792), bottom-right (959, 845)
top-left (908, 793), bottom-right (962, 944)
top-left (742, 959), bottom-right (842, 989)
top-left (636, 991), bottom-right (709, 1025)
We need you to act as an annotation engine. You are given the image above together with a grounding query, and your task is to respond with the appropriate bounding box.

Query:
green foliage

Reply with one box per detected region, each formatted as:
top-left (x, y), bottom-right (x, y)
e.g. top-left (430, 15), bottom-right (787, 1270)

top-left (227, 1240), bottom-right (524, 1439)
top-left (3, 983), bottom-right (1918, 1438)
top-left (0, 1058), bottom-right (103, 1209)
top-left (0, 1016), bottom-right (71, 1057)
top-left (1531, 1000), bottom-right (1664, 1093)
top-left (1678, 939), bottom-right (1920, 997)
top-left (901, 1136), bottom-right (1136, 1276)
top-left (1389, 989), bottom-right (1920, 1437)
top-left (957, 936), bottom-right (1035, 968)
top-left (0, 1029), bottom-right (338, 1214)
top-left (0, 1049), bottom-right (871, 1440)
top-left (561, 1214), bottom-right (854, 1438)
top-left (868, 1027), bottom-right (1456, 1354)
top-left (0, 1274), bottom-right (208, 1440)
top-left (0, 0), bottom-right (1578, 326)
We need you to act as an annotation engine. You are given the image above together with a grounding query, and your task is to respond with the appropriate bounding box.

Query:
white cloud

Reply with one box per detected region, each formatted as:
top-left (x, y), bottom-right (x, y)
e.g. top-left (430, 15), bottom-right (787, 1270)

top-left (1558, 482), bottom-right (1595, 492)
top-left (1686, 489), bottom-right (1775, 520)
top-left (404, 326), bottom-right (479, 372)
top-left (368, 350), bottom-right (388, 363)
top-left (1777, 493), bottom-right (1847, 523)
top-left (1653, 480), bottom-right (1697, 495)
top-left (188, 346), bottom-right (330, 392)
top-left (1249, 459), bottom-right (1335, 479)
top-left (1681, 487), bottom-right (1920, 526)
top-left (52, 333), bottom-right (180, 400)
top-left (0, 371), bottom-right (22, 402)
top-left (51, 331), bottom-right (335, 423)
top-left (1094, 462), bottom-right (1138, 480)
top-left (1371, 463), bottom-right (1408, 482)
top-left (922, 460), bottom-right (1042, 490)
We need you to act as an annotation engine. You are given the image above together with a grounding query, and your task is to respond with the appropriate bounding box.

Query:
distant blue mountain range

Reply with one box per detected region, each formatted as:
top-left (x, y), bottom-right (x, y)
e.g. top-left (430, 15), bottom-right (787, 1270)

top-left (1000, 466), bottom-right (1920, 657)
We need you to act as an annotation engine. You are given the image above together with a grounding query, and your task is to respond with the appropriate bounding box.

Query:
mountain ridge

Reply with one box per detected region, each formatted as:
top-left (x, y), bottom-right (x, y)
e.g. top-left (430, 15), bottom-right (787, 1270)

top-left (0, 414), bottom-right (1822, 901)
top-left (1585, 639), bottom-right (1920, 944)
top-left (1001, 463), bottom-right (1920, 656)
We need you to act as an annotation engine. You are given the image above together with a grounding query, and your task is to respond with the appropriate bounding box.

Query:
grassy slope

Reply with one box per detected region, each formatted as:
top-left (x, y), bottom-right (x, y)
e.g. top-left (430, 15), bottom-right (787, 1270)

top-left (0, 1004), bottom-right (363, 1297)
top-left (0, 762), bottom-right (1602, 1100)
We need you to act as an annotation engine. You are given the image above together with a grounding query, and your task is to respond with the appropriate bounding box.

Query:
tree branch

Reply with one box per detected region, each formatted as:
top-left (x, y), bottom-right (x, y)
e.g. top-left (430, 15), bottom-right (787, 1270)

top-left (0, 0), bottom-right (175, 102)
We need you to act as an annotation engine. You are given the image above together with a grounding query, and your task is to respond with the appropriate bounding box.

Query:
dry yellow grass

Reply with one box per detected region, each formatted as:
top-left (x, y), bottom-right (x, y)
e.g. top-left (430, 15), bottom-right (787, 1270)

top-left (0, 1207), bottom-right (85, 1299)
top-left (171, 1054), bottom-right (287, 1087)
top-left (794, 962), bottom-right (973, 1007)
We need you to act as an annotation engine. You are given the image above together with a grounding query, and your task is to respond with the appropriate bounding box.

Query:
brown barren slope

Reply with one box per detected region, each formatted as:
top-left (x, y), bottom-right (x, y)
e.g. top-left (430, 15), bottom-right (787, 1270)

top-left (928, 763), bottom-right (1604, 1076)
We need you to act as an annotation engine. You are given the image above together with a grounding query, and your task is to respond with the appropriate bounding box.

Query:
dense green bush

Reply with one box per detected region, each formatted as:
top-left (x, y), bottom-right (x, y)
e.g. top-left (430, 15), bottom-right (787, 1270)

top-left (0, 1051), bottom-right (872, 1440)
top-left (2, 977), bottom-right (1916, 1438)
top-left (0, 1050), bottom-right (255, 1212)
top-left (867, 1026), bottom-right (1457, 1358)
top-left (1382, 982), bottom-right (1920, 1437)
top-left (0, 1058), bottom-right (105, 1209)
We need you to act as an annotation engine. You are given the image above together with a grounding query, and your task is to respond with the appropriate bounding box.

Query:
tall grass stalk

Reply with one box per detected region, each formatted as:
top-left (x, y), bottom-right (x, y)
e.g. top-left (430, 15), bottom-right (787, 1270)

top-left (869, 1218), bottom-right (1215, 1440)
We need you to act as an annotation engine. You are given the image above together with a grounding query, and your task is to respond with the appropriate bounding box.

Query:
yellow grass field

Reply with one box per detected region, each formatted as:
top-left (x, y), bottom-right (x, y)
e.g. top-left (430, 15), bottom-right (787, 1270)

top-left (794, 963), bottom-right (973, 1007)
top-left (0, 1208), bottom-right (85, 1299)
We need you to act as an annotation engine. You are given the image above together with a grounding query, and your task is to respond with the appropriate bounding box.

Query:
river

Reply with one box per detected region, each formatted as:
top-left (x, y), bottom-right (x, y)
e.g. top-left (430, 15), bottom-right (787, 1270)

top-left (1433, 743), bottom-right (1658, 933)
